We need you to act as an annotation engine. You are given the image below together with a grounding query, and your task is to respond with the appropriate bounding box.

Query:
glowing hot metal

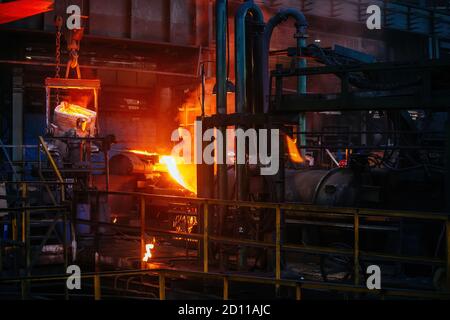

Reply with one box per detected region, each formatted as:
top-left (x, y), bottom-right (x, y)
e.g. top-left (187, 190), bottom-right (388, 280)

top-left (142, 243), bottom-right (154, 262)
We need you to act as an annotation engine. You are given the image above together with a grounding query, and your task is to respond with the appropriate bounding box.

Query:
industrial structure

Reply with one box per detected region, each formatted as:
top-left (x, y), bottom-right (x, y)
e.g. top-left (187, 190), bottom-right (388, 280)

top-left (1, 0), bottom-right (450, 300)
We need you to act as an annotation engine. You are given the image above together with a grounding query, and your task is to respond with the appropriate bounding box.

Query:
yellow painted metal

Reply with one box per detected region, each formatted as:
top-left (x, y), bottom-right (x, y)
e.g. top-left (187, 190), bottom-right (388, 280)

top-left (12, 213), bottom-right (18, 242)
top-left (140, 196), bottom-right (146, 270)
top-left (276, 206), bottom-right (281, 282)
top-left (296, 284), bottom-right (302, 300)
top-left (4, 186), bottom-right (450, 300)
top-left (2, 268), bottom-right (450, 300)
top-left (94, 274), bottom-right (101, 300)
top-left (223, 277), bottom-right (229, 300)
top-left (203, 203), bottom-right (209, 273)
top-left (159, 273), bottom-right (166, 300)
top-left (97, 190), bottom-right (449, 221)
top-left (38, 136), bottom-right (65, 201)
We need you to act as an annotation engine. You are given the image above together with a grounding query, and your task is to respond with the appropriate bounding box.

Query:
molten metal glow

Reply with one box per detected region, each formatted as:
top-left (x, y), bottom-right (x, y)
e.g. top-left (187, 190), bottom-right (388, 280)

top-left (56, 102), bottom-right (95, 119)
top-left (159, 156), bottom-right (197, 194)
top-left (129, 150), bottom-right (157, 157)
top-left (0, 0), bottom-right (53, 25)
top-left (286, 136), bottom-right (304, 164)
top-left (128, 150), bottom-right (197, 193)
top-left (142, 243), bottom-right (154, 262)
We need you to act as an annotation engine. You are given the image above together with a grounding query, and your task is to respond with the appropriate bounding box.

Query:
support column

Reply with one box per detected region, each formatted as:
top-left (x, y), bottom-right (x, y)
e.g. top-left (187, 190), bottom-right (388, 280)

top-left (12, 68), bottom-right (24, 180)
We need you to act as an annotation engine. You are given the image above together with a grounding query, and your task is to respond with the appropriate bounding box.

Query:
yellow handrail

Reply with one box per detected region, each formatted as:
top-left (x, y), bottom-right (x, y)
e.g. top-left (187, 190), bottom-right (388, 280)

top-left (38, 136), bottom-right (65, 201)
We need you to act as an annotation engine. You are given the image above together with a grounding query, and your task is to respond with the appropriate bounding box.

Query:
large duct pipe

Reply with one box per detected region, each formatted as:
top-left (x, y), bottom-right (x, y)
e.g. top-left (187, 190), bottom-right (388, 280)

top-left (233, 1), bottom-right (265, 271)
top-left (235, 0), bottom-right (264, 114)
top-left (262, 9), bottom-right (308, 113)
top-left (216, 0), bottom-right (227, 116)
top-left (216, 0), bottom-right (228, 203)
top-left (234, 1), bottom-right (265, 206)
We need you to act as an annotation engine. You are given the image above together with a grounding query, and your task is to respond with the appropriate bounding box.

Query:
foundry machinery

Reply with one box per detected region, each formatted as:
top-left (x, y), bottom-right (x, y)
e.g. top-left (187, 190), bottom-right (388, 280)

top-left (33, 0), bottom-right (450, 283)
top-left (191, 0), bottom-right (450, 279)
top-left (60, 0), bottom-right (450, 282)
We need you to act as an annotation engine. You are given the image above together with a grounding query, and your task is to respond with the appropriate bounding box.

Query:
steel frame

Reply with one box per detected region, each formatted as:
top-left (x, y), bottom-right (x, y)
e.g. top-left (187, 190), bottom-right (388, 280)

top-left (1, 187), bottom-right (449, 299)
top-left (270, 59), bottom-right (450, 113)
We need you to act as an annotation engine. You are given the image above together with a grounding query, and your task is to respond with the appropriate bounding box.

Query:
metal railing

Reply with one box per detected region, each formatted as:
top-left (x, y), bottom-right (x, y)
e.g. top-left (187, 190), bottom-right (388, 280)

top-left (1, 187), bottom-right (449, 299)
top-left (83, 190), bottom-right (450, 298)
top-left (0, 199), bottom-right (70, 299)
top-left (0, 266), bottom-right (449, 300)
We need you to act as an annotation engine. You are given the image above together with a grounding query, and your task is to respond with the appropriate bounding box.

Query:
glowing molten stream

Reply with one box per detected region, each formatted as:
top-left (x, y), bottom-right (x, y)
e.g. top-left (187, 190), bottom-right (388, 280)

top-left (142, 243), bottom-right (154, 262)
top-left (129, 150), bottom-right (156, 157)
top-left (286, 136), bottom-right (304, 164)
top-left (159, 156), bottom-right (197, 194)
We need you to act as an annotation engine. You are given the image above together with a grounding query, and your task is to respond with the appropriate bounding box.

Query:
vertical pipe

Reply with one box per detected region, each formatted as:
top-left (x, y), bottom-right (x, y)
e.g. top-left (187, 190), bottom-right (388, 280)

top-left (216, 0), bottom-right (227, 116)
top-left (354, 212), bottom-right (360, 286)
top-left (235, 1), bottom-right (264, 114)
top-left (234, 3), bottom-right (264, 271)
top-left (203, 202), bottom-right (209, 273)
top-left (262, 10), bottom-right (308, 113)
top-left (216, 0), bottom-right (229, 271)
top-left (274, 64), bottom-right (283, 112)
top-left (297, 34), bottom-right (307, 158)
top-left (216, 0), bottom-right (227, 188)
top-left (159, 273), bottom-right (166, 300)
top-left (12, 68), bottom-right (24, 179)
top-left (253, 24), bottom-right (265, 114)
top-left (140, 196), bottom-right (146, 269)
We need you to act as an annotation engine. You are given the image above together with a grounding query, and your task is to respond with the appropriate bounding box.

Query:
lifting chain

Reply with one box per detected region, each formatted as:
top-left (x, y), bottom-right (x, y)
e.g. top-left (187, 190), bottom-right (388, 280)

top-left (55, 16), bottom-right (63, 106)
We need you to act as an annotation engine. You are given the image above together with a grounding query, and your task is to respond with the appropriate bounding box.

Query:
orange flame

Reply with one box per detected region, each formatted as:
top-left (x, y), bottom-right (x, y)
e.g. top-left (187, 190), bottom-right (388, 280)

top-left (286, 136), bottom-right (304, 164)
top-left (142, 243), bottom-right (154, 262)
